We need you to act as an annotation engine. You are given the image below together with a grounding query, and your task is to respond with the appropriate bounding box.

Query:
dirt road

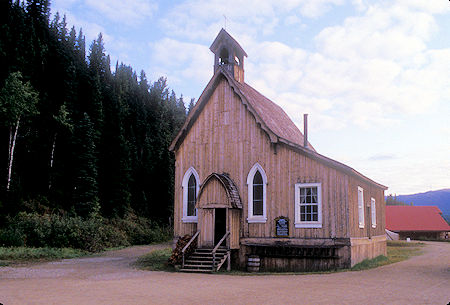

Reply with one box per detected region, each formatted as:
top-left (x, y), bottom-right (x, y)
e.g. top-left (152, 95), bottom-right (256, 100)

top-left (1, 241), bottom-right (449, 305)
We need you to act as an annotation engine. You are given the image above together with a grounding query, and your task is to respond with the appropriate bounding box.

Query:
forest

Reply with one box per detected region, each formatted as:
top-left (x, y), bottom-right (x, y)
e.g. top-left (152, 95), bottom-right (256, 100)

top-left (0, 0), bottom-right (190, 250)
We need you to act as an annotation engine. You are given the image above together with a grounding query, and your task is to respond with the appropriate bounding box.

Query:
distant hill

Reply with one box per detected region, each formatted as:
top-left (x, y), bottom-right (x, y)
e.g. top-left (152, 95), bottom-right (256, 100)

top-left (387, 189), bottom-right (450, 223)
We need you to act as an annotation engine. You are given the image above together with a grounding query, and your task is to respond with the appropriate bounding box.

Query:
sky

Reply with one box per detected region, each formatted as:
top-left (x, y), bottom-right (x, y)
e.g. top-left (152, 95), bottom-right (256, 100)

top-left (50, 0), bottom-right (450, 195)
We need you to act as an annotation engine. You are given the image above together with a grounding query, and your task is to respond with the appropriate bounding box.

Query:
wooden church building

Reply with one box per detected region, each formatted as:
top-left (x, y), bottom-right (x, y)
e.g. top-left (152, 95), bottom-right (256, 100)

top-left (169, 29), bottom-right (387, 272)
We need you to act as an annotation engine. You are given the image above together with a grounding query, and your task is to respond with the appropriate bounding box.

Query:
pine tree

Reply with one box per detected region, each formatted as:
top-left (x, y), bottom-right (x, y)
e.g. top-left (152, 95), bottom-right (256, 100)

top-left (72, 112), bottom-right (100, 217)
top-left (187, 98), bottom-right (195, 114)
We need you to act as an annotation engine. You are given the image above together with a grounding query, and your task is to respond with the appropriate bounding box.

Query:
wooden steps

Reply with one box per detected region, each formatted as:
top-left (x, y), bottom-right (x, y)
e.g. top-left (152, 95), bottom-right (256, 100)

top-left (180, 247), bottom-right (229, 273)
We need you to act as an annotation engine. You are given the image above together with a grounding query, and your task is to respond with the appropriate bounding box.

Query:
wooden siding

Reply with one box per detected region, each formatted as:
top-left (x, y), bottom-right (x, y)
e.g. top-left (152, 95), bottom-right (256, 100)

top-left (229, 209), bottom-right (241, 249)
top-left (173, 75), bottom-right (385, 247)
top-left (197, 178), bottom-right (229, 208)
top-left (198, 209), bottom-right (214, 248)
top-left (347, 175), bottom-right (386, 238)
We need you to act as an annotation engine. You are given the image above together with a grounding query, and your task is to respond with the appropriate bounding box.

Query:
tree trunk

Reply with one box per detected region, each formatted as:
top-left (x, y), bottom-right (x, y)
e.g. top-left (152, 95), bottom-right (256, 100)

top-left (49, 133), bottom-right (57, 189)
top-left (6, 116), bottom-right (20, 191)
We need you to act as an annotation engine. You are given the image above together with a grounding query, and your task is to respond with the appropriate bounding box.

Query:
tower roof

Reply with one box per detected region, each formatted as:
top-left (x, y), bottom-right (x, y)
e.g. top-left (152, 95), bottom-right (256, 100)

top-left (210, 28), bottom-right (247, 58)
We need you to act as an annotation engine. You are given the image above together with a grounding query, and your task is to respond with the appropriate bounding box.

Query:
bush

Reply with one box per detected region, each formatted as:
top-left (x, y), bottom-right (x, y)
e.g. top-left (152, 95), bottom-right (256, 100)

top-left (0, 212), bottom-right (171, 252)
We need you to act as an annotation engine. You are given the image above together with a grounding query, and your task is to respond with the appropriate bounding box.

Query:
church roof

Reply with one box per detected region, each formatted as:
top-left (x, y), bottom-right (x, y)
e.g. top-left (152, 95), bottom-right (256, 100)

top-left (169, 65), bottom-right (387, 190)
top-left (210, 28), bottom-right (247, 58)
top-left (233, 79), bottom-right (313, 150)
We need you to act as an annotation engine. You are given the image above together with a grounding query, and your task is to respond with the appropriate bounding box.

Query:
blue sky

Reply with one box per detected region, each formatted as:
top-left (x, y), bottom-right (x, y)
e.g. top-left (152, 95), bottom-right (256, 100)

top-left (51, 0), bottom-right (450, 195)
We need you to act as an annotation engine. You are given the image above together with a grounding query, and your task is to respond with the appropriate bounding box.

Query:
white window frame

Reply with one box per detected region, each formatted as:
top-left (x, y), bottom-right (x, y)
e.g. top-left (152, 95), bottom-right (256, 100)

top-left (371, 197), bottom-right (376, 228)
top-left (182, 167), bottom-right (200, 223)
top-left (358, 186), bottom-right (365, 228)
top-left (246, 163), bottom-right (267, 223)
top-left (295, 182), bottom-right (322, 228)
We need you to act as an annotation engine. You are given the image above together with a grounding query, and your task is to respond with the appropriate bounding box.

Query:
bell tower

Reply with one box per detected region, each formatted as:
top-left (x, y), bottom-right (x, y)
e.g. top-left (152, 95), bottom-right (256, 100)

top-left (210, 29), bottom-right (247, 83)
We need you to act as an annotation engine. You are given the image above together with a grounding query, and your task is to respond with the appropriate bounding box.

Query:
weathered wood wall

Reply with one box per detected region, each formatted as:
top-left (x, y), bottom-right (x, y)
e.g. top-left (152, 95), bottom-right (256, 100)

top-left (198, 209), bottom-right (214, 248)
top-left (173, 75), bottom-right (385, 252)
top-left (348, 176), bottom-right (386, 238)
top-left (197, 178), bottom-right (229, 208)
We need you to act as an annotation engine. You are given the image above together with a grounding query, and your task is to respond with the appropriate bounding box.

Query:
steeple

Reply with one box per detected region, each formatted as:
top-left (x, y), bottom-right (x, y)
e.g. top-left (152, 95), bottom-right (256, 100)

top-left (210, 28), bottom-right (247, 83)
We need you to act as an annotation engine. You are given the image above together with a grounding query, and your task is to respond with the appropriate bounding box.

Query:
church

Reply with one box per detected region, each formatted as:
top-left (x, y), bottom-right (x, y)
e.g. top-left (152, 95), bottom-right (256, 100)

top-left (169, 29), bottom-right (387, 272)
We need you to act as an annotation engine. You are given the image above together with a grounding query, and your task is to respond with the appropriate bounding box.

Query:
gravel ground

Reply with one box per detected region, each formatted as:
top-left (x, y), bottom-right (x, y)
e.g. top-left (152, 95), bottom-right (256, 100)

top-left (0, 241), bottom-right (449, 305)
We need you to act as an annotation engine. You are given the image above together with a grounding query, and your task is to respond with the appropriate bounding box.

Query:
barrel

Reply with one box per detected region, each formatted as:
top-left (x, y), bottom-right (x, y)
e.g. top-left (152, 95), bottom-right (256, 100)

top-left (247, 255), bottom-right (260, 272)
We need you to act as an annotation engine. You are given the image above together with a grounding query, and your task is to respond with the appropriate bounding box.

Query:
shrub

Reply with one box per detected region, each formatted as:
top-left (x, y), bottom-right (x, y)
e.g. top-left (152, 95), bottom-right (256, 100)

top-left (0, 212), bottom-right (169, 252)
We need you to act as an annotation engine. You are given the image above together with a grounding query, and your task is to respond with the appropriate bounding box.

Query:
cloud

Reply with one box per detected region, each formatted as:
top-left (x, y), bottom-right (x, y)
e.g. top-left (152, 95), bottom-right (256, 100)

top-left (368, 154), bottom-right (397, 161)
top-left (239, 1), bottom-right (450, 131)
top-left (149, 38), bottom-right (211, 88)
top-left (160, 0), bottom-right (346, 41)
top-left (84, 0), bottom-right (157, 26)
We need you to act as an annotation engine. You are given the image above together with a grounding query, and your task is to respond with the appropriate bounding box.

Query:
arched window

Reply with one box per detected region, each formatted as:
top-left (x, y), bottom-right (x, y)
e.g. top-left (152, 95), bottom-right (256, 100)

top-left (182, 167), bottom-right (200, 222)
top-left (247, 163), bottom-right (267, 223)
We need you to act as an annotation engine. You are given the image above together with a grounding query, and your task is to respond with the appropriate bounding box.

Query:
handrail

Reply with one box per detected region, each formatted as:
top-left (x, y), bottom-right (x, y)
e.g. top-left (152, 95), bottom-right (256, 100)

top-left (212, 231), bottom-right (230, 270)
top-left (182, 231), bottom-right (200, 269)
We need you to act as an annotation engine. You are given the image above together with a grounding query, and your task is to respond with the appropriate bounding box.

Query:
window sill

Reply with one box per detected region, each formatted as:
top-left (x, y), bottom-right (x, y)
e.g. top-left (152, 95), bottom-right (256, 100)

top-left (182, 216), bottom-right (198, 223)
top-left (359, 225), bottom-right (365, 229)
top-left (247, 217), bottom-right (267, 223)
top-left (372, 225), bottom-right (376, 228)
top-left (295, 223), bottom-right (322, 228)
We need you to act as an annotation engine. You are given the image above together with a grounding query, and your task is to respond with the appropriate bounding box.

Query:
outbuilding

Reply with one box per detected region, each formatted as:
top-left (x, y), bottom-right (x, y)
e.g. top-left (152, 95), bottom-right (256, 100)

top-left (386, 205), bottom-right (450, 240)
top-left (170, 29), bottom-right (387, 272)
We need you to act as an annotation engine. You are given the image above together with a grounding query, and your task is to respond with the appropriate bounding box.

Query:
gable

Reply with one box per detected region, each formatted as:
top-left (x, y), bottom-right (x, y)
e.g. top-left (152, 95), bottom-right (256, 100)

top-left (169, 67), bottom-right (312, 152)
top-left (170, 67), bottom-right (387, 190)
top-left (197, 173), bottom-right (243, 209)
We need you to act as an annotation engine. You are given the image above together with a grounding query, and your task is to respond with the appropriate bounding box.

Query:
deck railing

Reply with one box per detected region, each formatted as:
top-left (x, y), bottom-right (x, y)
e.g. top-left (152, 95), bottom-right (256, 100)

top-left (212, 231), bottom-right (230, 271)
top-left (181, 231), bottom-right (200, 269)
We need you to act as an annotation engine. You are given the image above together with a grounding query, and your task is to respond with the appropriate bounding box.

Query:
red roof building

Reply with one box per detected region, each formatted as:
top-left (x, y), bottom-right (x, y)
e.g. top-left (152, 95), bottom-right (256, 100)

top-left (386, 206), bottom-right (450, 240)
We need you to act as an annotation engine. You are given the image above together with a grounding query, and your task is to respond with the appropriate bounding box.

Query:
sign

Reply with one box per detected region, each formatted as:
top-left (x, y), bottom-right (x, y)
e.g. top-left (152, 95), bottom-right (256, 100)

top-left (275, 216), bottom-right (289, 237)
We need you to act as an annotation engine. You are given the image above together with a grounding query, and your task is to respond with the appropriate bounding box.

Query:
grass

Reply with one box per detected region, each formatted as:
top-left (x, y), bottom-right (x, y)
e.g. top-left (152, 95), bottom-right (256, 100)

top-left (134, 241), bottom-right (426, 274)
top-left (0, 247), bottom-right (88, 266)
top-left (133, 247), bottom-right (174, 271)
top-left (351, 240), bottom-right (425, 271)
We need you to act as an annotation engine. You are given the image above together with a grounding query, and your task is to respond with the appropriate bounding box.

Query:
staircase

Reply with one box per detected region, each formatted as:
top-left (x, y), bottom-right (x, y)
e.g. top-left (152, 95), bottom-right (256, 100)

top-left (180, 247), bottom-right (229, 273)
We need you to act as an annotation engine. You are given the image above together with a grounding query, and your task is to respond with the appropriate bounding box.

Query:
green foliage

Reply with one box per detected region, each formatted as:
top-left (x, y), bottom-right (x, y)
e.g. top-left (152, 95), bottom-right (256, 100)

top-left (0, 71), bottom-right (39, 126)
top-left (0, 246), bottom-right (87, 262)
top-left (0, 212), bottom-right (172, 252)
top-left (134, 247), bottom-right (174, 271)
top-left (0, 1), bottom-right (186, 222)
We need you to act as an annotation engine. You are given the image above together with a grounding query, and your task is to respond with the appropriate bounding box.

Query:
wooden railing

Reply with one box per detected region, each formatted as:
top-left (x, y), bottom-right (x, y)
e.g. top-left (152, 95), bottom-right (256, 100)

top-left (212, 231), bottom-right (230, 271)
top-left (182, 231), bottom-right (200, 269)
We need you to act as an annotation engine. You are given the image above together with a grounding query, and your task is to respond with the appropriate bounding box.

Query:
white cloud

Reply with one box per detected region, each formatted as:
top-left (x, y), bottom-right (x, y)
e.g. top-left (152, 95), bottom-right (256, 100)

top-left (161, 0), bottom-right (346, 41)
top-left (84, 0), bottom-right (157, 26)
top-left (238, 1), bottom-right (450, 132)
top-left (149, 38), bottom-right (211, 88)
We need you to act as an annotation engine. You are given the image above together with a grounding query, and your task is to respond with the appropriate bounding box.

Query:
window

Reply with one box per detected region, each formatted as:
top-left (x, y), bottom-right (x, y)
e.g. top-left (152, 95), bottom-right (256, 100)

top-left (358, 186), bottom-right (365, 228)
top-left (247, 163), bottom-right (267, 223)
top-left (182, 167), bottom-right (200, 222)
top-left (295, 183), bottom-right (322, 228)
top-left (371, 197), bottom-right (376, 228)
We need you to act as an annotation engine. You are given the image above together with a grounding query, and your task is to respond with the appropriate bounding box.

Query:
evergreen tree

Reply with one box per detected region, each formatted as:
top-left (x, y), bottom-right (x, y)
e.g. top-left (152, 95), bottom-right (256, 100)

top-left (188, 98), bottom-right (195, 114)
top-left (72, 112), bottom-right (99, 217)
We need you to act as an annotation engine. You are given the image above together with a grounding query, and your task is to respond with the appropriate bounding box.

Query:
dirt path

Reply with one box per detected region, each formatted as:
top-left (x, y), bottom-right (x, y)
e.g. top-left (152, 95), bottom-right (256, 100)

top-left (1, 242), bottom-right (449, 305)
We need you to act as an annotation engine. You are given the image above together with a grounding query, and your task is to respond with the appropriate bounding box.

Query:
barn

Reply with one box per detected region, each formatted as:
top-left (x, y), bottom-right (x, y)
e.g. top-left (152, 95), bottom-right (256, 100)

top-left (169, 29), bottom-right (387, 272)
top-left (386, 206), bottom-right (450, 240)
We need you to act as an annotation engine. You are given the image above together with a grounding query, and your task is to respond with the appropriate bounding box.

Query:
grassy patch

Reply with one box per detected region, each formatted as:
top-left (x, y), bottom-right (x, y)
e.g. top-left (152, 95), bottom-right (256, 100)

top-left (351, 241), bottom-right (424, 271)
top-left (0, 247), bottom-right (88, 264)
top-left (134, 247), bottom-right (174, 271)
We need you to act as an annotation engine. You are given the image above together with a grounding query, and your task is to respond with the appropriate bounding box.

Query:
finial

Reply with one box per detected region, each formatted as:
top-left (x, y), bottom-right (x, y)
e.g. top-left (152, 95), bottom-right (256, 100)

top-left (223, 15), bottom-right (227, 30)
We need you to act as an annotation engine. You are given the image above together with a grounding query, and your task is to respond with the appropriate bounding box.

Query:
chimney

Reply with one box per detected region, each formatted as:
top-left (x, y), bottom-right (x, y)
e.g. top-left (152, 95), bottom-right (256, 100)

top-left (303, 114), bottom-right (308, 149)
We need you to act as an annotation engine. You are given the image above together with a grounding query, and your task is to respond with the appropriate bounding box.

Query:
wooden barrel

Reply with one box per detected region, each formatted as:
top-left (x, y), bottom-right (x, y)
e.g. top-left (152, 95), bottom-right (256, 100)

top-left (247, 255), bottom-right (260, 272)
